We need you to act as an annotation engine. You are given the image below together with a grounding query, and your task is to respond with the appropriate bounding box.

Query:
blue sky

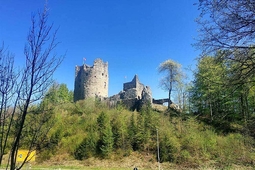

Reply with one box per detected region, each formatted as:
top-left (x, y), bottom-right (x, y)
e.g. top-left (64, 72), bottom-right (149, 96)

top-left (0, 0), bottom-right (200, 99)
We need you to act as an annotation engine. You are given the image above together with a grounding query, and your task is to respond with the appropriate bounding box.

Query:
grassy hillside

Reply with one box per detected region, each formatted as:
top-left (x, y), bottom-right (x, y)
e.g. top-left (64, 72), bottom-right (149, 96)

top-left (6, 99), bottom-right (254, 169)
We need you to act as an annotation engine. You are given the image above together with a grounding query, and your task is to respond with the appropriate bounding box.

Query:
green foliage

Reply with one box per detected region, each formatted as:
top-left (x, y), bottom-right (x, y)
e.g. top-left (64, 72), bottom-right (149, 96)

top-left (37, 129), bottom-right (62, 161)
top-left (191, 56), bottom-right (227, 119)
top-left (159, 134), bottom-right (180, 162)
top-left (111, 114), bottom-right (129, 152)
top-left (71, 99), bottom-right (108, 115)
top-left (158, 59), bottom-right (184, 107)
top-left (19, 98), bottom-right (254, 168)
top-left (18, 103), bottom-right (55, 157)
top-left (128, 113), bottom-right (138, 150)
top-left (49, 129), bottom-right (62, 152)
top-left (74, 131), bottom-right (97, 160)
top-left (42, 82), bottom-right (73, 106)
top-left (191, 53), bottom-right (255, 133)
top-left (215, 133), bottom-right (254, 165)
top-left (135, 105), bottom-right (159, 151)
top-left (97, 112), bottom-right (114, 158)
top-left (100, 124), bottom-right (114, 158)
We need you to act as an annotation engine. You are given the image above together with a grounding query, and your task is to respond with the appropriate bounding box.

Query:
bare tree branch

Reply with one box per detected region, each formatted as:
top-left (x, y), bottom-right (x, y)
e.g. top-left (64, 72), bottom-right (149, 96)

top-left (6, 6), bottom-right (64, 170)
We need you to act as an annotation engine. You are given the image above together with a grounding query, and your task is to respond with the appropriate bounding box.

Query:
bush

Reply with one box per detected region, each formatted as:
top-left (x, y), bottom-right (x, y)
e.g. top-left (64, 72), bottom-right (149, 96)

top-left (35, 100), bottom-right (255, 168)
top-left (215, 133), bottom-right (254, 165)
top-left (159, 134), bottom-right (180, 162)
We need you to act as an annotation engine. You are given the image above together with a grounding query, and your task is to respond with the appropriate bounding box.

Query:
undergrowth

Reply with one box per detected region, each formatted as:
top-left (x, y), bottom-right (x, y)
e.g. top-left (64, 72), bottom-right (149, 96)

top-left (32, 100), bottom-right (255, 169)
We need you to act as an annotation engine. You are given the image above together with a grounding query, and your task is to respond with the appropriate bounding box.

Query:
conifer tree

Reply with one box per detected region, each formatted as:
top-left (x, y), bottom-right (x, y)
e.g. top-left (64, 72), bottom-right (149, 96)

top-left (97, 112), bottom-right (113, 158)
top-left (128, 113), bottom-right (138, 151)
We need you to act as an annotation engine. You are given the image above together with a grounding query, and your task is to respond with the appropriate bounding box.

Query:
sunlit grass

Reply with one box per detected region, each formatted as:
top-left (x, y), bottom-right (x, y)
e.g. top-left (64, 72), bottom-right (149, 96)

top-left (32, 167), bottom-right (138, 170)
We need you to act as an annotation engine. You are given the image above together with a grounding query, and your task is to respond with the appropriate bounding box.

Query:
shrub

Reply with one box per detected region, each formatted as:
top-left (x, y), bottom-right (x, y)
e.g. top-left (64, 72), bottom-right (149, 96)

top-left (74, 136), bottom-right (96, 160)
top-left (159, 134), bottom-right (180, 162)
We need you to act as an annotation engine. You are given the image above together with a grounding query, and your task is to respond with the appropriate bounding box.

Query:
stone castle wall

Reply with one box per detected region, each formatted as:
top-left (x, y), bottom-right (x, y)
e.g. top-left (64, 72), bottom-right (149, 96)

top-left (123, 75), bottom-right (145, 99)
top-left (74, 58), bottom-right (108, 102)
top-left (73, 58), bottom-right (155, 111)
top-left (107, 75), bottom-right (152, 110)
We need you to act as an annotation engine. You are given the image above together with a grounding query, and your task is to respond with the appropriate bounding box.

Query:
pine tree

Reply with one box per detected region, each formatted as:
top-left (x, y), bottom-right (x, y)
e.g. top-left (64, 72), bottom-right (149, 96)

top-left (97, 112), bottom-right (113, 158)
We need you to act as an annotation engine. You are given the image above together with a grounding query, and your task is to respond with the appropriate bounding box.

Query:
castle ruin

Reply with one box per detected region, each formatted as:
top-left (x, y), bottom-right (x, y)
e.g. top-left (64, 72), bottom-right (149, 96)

top-left (74, 58), bottom-right (179, 112)
top-left (123, 75), bottom-right (146, 100)
top-left (74, 58), bottom-right (152, 110)
top-left (74, 58), bottom-right (108, 102)
top-left (108, 75), bottom-right (152, 110)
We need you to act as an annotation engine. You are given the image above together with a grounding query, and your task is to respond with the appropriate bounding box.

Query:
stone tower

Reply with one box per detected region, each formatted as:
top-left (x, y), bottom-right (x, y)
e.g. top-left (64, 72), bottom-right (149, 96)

top-left (74, 58), bottom-right (108, 102)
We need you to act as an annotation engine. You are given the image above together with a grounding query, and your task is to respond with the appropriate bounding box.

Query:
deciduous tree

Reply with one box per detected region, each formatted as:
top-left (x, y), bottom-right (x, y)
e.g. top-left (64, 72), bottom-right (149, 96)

top-left (191, 52), bottom-right (255, 125)
top-left (191, 56), bottom-right (227, 121)
top-left (195, 0), bottom-right (255, 83)
top-left (3, 6), bottom-right (64, 170)
top-left (0, 45), bottom-right (18, 165)
top-left (158, 59), bottom-right (183, 108)
top-left (194, 0), bottom-right (255, 128)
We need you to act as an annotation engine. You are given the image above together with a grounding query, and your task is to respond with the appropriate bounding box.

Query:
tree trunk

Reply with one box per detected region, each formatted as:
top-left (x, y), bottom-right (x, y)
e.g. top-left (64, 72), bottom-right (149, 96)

top-left (168, 89), bottom-right (171, 108)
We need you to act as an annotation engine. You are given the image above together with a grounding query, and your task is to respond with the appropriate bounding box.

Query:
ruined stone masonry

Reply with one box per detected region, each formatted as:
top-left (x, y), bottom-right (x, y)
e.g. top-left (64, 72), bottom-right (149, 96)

top-left (74, 58), bottom-right (171, 111)
top-left (108, 75), bottom-right (152, 110)
top-left (74, 58), bottom-right (108, 102)
top-left (122, 75), bottom-right (152, 103)
top-left (74, 58), bottom-right (153, 110)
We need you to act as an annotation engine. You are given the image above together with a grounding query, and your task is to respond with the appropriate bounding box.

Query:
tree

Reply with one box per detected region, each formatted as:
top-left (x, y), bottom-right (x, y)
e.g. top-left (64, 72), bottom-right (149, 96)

top-left (174, 82), bottom-right (192, 114)
top-left (190, 52), bottom-right (255, 125)
top-left (58, 84), bottom-right (73, 102)
top-left (74, 123), bottom-right (98, 160)
top-left (135, 105), bottom-right (157, 152)
top-left (111, 114), bottom-right (128, 152)
top-left (194, 1), bottom-right (255, 129)
top-left (1, 6), bottom-right (63, 170)
top-left (128, 113), bottom-right (138, 150)
top-left (42, 82), bottom-right (73, 106)
top-left (97, 112), bottom-right (114, 158)
top-left (158, 59), bottom-right (183, 108)
top-left (191, 56), bottom-right (227, 121)
top-left (195, 0), bottom-right (255, 83)
top-left (0, 44), bottom-right (18, 165)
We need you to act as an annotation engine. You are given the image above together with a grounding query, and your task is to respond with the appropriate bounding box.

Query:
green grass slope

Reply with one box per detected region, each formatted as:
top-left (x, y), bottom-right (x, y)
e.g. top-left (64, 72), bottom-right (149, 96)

top-left (10, 99), bottom-right (255, 169)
